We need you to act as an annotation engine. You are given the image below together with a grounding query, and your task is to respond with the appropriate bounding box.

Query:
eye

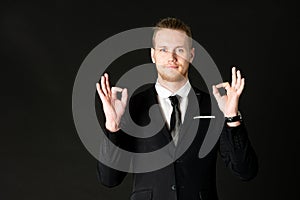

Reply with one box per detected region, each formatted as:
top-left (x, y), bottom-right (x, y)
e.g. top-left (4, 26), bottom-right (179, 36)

top-left (159, 48), bottom-right (167, 52)
top-left (176, 48), bottom-right (185, 53)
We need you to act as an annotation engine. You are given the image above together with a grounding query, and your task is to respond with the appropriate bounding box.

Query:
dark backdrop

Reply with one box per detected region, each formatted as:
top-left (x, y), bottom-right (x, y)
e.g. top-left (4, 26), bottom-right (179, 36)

top-left (1, 1), bottom-right (298, 200)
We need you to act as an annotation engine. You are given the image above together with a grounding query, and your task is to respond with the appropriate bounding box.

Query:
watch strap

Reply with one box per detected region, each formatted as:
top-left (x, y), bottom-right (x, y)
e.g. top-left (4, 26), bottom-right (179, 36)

top-left (225, 111), bottom-right (242, 122)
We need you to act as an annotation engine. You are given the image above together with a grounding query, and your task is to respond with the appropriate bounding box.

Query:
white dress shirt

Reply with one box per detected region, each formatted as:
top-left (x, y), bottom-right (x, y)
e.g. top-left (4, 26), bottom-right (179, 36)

top-left (155, 80), bottom-right (191, 145)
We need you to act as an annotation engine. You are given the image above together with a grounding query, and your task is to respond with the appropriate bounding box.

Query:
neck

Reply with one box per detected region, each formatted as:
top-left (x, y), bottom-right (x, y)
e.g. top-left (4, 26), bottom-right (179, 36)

top-left (157, 77), bottom-right (188, 93)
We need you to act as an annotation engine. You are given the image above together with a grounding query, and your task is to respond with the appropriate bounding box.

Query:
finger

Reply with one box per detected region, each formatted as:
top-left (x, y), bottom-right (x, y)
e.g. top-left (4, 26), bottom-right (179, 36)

top-left (235, 70), bottom-right (241, 89)
top-left (96, 83), bottom-right (105, 100)
top-left (104, 73), bottom-right (111, 95)
top-left (212, 85), bottom-right (222, 100)
top-left (101, 75), bottom-right (108, 96)
top-left (121, 88), bottom-right (128, 106)
top-left (215, 82), bottom-right (231, 91)
top-left (231, 67), bottom-right (236, 87)
top-left (237, 78), bottom-right (245, 94)
top-left (111, 87), bottom-right (123, 99)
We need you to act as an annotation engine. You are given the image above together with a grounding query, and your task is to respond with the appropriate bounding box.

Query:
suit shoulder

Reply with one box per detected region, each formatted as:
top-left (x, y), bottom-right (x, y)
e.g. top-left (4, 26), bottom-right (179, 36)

top-left (130, 84), bottom-right (155, 102)
top-left (128, 84), bottom-right (156, 113)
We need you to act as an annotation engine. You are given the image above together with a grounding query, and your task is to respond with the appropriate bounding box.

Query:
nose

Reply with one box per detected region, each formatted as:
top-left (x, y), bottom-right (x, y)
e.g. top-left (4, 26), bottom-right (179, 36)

top-left (168, 50), bottom-right (177, 62)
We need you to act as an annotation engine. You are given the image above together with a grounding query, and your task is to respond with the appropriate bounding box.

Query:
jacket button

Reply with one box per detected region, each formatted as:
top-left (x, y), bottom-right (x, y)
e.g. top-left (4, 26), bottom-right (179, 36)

top-left (171, 185), bottom-right (176, 191)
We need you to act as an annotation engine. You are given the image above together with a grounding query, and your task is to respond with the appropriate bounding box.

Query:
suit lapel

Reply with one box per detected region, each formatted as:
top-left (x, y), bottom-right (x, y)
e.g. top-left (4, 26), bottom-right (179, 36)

top-left (175, 87), bottom-right (212, 157)
top-left (144, 86), bottom-right (175, 144)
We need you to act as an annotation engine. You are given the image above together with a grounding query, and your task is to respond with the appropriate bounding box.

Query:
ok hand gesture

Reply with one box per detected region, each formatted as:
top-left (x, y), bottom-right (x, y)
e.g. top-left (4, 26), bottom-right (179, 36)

top-left (212, 67), bottom-right (245, 125)
top-left (96, 73), bottom-right (128, 132)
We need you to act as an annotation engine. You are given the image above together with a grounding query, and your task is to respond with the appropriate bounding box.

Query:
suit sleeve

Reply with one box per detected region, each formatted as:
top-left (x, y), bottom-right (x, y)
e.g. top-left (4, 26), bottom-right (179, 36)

top-left (96, 128), bottom-right (129, 188)
top-left (219, 122), bottom-right (258, 181)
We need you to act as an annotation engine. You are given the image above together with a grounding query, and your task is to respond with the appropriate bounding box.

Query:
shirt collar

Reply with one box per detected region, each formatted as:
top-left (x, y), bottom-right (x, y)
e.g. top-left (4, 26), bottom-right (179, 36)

top-left (155, 79), bottom-right (191, 99)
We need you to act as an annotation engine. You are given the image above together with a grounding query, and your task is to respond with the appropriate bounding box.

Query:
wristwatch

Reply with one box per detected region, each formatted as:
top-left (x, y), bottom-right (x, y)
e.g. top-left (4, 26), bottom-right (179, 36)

top-left (225, 111), bottom-right (242, 123)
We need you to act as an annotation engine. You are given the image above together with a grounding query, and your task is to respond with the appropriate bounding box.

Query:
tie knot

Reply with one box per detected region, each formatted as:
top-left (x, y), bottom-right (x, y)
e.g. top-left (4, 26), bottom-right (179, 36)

top-left (169, 95), bottom-right (179, 107)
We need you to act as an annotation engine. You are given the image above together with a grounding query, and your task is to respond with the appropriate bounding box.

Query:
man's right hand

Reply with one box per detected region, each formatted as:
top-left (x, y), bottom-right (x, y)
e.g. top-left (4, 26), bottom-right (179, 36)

top-left (96, 73), bottom-right (128, 132)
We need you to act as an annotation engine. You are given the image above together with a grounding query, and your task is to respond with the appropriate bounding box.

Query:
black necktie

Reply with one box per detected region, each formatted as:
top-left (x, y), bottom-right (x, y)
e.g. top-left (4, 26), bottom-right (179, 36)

top-left (168, 95), bottom-right (181, 140)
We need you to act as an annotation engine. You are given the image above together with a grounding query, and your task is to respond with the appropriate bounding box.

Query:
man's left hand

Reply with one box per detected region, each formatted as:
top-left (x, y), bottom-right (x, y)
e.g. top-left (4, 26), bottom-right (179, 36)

top-left (212, 67), bottom-right (245, 126)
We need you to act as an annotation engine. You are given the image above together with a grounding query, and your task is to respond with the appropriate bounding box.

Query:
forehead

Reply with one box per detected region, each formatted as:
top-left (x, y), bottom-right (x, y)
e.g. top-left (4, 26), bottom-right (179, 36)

top-left (154, 28), bottom-right (189, 47)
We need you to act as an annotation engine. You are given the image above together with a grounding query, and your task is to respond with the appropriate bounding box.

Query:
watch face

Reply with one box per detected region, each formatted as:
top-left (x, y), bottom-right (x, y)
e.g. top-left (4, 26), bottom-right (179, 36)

top-left (225, 114), bottom-right (242, 122)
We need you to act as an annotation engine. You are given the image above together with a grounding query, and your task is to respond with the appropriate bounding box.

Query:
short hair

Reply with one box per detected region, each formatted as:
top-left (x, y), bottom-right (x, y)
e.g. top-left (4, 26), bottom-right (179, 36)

top-left (152, 17), bottom-right (193, 47)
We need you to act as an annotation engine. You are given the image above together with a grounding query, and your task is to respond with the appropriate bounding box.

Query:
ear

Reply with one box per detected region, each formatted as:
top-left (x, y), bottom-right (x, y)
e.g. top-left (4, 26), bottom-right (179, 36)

top-left (151, 48), bottom-right (155, 63)
top-left (189, 47), bottom-right (195, 63)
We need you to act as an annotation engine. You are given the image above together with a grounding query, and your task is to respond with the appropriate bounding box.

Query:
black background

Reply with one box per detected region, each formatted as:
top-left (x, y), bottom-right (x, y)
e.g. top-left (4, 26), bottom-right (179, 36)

top-left (1, 0), bottom-right (299, 200)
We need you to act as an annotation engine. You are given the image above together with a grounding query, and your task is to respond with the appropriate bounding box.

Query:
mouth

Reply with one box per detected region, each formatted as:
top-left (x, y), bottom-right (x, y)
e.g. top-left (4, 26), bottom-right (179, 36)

top-left (166, 65), bottom-right (179, 69)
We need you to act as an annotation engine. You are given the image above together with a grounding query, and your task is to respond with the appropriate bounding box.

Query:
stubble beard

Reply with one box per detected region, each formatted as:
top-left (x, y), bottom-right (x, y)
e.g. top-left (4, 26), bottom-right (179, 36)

top-left (157, 66), bottom-right (188, 83)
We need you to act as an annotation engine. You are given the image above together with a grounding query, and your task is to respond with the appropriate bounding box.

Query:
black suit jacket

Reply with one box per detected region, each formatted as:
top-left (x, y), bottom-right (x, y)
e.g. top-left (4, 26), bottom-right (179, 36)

top-left (97, 84), bottom-right (258, 200)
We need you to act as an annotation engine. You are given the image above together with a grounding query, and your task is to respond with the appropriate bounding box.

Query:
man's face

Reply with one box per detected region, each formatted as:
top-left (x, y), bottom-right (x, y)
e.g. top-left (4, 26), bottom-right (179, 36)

top-left (151, 28), bottom-right (195, 83)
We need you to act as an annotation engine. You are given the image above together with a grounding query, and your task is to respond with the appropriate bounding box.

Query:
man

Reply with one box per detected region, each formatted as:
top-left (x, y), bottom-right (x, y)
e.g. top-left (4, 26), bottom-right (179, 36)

top-left (96, 17), bottom-right (258, 200)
